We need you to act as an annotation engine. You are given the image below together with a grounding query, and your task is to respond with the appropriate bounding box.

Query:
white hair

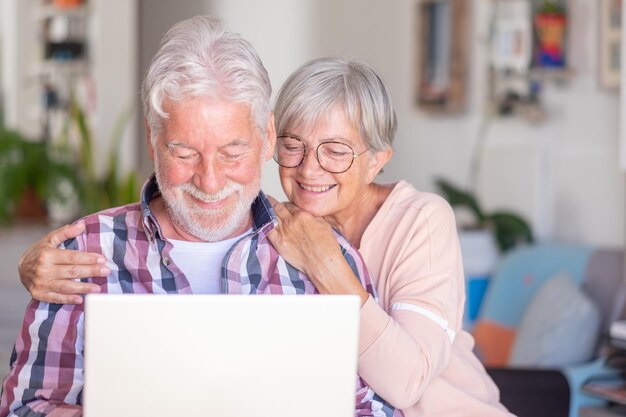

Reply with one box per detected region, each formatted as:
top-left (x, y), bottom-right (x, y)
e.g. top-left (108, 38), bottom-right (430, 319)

top-left (274, 57), bottom-right (396, 151)
top-left (142, 15), bottom-right (272, 141)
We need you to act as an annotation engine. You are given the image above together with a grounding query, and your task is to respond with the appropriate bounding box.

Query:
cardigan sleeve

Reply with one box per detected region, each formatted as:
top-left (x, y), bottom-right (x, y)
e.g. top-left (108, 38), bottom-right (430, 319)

top-left (356, 195), bottom-right (465, 409)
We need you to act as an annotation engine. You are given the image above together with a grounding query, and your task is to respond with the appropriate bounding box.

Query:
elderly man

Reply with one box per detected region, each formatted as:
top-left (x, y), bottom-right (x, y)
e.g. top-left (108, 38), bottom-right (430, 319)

top-left (0, 16), bottom-right (377, 416)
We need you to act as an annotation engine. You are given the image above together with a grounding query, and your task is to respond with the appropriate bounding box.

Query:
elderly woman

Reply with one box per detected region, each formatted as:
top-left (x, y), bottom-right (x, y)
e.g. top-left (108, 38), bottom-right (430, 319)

top-left (17, 58), bottom-right (511, 416)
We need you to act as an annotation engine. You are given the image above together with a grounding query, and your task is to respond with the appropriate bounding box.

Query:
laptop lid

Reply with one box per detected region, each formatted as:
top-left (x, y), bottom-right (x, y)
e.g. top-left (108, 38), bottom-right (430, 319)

top-left (83, 294), bottom-right (360, 417)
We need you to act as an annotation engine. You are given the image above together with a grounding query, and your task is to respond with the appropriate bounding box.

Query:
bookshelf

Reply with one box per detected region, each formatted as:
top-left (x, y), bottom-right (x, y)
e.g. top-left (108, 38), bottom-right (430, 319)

top-left (1, 0), bottom-right (139, 181)
top-left (34, 0), bottom-right (90, 141)
top-left (486, 0), bottom-right (572, 122)
top-left (580, 339), bottom-right (626, 416)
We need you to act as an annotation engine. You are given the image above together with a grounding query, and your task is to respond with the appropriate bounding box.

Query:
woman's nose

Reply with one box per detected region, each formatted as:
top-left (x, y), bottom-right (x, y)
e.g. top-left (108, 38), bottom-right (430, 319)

top-left (299, 146), bottom-right (325, 175)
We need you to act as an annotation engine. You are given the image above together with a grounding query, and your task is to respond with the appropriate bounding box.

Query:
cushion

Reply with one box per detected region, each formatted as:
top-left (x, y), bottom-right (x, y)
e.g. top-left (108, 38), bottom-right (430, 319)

top-left (472, 321), bottom-right (516, 366)
top-left (508, 272), bottom-right (601, 367)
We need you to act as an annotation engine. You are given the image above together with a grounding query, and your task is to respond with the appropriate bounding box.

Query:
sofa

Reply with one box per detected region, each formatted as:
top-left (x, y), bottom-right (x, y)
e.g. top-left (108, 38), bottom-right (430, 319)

top-left (471, 244), bottom-right (625, 417)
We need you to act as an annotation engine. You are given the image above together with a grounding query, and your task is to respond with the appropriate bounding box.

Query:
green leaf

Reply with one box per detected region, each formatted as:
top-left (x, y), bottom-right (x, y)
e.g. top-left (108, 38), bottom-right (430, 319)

top-left (435, 178), bottom-right (485, 222)
top-left (70, 94), bottom-right (95, 186)
top-left (434, 177), bottom-right (534, 253)
top-left (0, 127), bottom-right (81, 224)
top-left (486, 211), bottom-right (534, 252)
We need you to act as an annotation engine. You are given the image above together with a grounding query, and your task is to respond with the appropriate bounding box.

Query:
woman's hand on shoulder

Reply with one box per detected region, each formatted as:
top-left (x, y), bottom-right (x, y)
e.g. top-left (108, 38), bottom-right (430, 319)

top-left (266, 197), bottom-right (341, 276)
top-left (19, 223), bottom-right (109, 305)
top-left (267, 197), bottom-right (369, 304)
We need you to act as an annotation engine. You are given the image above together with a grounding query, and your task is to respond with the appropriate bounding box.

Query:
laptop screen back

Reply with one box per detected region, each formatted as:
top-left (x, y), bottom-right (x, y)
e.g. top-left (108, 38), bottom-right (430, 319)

top-left (83, 294), bottom-right (359, 417)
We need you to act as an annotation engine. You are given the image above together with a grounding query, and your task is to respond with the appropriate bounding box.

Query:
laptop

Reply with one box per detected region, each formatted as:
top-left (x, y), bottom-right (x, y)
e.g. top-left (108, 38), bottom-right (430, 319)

top-left (83, 294), bottom-right (360, 417)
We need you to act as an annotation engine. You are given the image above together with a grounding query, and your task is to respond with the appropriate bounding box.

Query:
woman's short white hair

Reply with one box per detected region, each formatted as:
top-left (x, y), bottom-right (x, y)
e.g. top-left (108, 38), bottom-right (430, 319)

top-left (274, 57), bottom-right (396, 151)
top-left (142, 15), bottom-right (272, 140)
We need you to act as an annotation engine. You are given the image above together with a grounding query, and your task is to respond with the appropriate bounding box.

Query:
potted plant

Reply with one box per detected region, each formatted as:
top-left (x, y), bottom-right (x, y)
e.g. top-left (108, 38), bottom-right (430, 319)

top-left (67, 96), bottom-right (138, 215)
top-left (435, 178), bottom-right (534, 253)
top-left (436, 178), bottom-right (535, 327)
top-left (0, 128), bottom-right (81, 224)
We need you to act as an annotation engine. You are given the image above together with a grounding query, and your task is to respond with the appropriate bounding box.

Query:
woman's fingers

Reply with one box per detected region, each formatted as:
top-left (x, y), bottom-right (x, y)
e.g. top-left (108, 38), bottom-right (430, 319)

top-left (18, 223), bottom-right (110, 300)
top-left (266, 195), bottom-right (279, 207)
top-left (272, 202), bottom-right (299, 219)
top-left (56, 263), bottom-right (110, 279)
top-left (45, 223), bottom-right (86, 247)
top-left (41, 224), bottom-right (108, 266)
top-left (27, 247), bottom-right (110, 279)
top-left (27, 268), bottom-right (103, 305)
top-left (36, 291), bottom-right (85, 306)
top-left (58, 247), bottom-right (108, 269)
top-left (30, 280), bottom-right (100, 304)
top-left (48, 279), bottom-right (101, 295)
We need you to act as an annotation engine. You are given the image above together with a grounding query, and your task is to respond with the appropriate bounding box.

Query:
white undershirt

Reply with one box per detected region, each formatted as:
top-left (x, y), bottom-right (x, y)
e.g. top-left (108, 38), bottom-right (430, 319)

top-left (168, 229), bottom-right (252, 294)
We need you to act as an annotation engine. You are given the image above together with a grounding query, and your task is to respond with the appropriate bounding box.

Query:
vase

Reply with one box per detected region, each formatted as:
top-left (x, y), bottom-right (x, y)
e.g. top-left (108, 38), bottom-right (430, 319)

top-left (459, 229), bottom-right (499, 329)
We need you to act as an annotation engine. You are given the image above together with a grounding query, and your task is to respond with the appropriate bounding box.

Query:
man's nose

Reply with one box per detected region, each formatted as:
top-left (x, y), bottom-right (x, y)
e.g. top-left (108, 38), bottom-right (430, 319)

top-left (194, 156), bottom-right (225, 193)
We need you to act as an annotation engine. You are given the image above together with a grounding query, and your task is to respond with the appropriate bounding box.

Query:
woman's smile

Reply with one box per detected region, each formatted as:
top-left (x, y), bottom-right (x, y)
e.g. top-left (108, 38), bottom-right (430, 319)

top-left (298, 182), bottom-right (337, 193)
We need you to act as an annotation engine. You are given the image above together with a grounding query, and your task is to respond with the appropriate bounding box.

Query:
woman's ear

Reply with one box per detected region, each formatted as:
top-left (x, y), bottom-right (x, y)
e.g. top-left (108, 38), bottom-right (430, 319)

top-left (264, 113), bottom-right (277, 161)
top-left (367, 148), bottom-right (393, 183)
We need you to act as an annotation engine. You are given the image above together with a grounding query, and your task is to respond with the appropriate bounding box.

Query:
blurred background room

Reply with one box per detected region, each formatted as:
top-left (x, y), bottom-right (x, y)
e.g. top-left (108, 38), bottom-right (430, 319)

top-left (0, 1), bottom-right (625, 415)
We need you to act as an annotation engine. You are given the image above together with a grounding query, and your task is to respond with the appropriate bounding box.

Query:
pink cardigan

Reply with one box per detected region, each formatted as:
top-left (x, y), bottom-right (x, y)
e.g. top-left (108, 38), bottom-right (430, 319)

top-left (358, 181), bottom-right (513, 416)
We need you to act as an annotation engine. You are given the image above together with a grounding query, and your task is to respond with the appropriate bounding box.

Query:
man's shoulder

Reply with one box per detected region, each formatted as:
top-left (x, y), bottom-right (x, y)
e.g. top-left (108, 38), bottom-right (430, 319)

top-left (79, 202), bottom-right (143, 227)
top-left (64, 202), bottom-right (144, 250)
top-left (222, 223), bottom-right (369, 295)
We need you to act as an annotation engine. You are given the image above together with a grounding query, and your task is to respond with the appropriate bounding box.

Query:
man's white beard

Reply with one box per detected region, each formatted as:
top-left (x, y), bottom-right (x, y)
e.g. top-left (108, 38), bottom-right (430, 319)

top-left (155, 165), bottom-right (259, 242)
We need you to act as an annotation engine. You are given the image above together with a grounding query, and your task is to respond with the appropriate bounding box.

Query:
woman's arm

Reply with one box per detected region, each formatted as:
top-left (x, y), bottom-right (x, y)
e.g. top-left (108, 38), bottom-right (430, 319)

top-left (356, 196), bottom-right (465, 408)
top-left (18, 223), bottom-right (109, 304)
top-left (269, 196), bottom-right (465, 409)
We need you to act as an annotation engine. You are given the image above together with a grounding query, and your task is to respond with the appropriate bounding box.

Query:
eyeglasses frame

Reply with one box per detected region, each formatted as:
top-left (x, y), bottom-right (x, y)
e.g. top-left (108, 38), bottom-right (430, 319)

top-left (273, 135), bottom-right (370, 174)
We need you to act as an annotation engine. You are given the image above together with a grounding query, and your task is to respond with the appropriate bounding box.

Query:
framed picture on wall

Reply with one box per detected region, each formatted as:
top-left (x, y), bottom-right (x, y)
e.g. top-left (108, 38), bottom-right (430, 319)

top-left (600, 0), bottom-right (622, 88)
top-left (415, 0), bottom-right (468, 112)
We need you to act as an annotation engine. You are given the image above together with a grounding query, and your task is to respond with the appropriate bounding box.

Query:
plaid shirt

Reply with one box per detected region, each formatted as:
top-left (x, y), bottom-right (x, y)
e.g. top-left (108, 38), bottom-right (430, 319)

top-left (0, 176), bottom-right (399, 417)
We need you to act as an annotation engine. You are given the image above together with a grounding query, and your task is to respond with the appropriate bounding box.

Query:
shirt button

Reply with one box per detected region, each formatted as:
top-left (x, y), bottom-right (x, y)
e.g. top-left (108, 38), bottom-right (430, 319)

top-left (163, 257), bottom-right (171, 266)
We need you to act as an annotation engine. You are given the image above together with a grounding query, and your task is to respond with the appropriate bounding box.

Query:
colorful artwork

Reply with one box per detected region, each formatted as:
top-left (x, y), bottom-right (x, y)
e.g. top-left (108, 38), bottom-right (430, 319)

top-left (601, 0), bottom-right (622, 88)
top-left (534, 11), bottom-right (567, 67)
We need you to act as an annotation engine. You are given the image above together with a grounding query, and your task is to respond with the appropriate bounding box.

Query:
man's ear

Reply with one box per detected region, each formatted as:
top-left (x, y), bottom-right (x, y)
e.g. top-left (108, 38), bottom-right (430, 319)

top-left (145, 119), bottom-right (156, 162)
top-left (367, 148), bottom-right (393, 183)
top-left (263, 113), bottom-right (277, 161)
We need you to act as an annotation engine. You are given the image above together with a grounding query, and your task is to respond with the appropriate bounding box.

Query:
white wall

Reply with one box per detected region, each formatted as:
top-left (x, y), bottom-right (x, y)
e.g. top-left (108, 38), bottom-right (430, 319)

top-left (296, 0), bottom-right (624, 248)
top-left (214, 0), bottom-right (317, 201)
top-left (209, 0), bottom-right (625, 247)
top-left (136, 0), bottom-right (210, 177)
top-left (475, 0), bottom-right (623, 247)
top-left (0, 0), bottom-right (40, 137)
top-left (91, 0), bottom-right (139, 177)
top-left (2, 0), bottom-right (621, 248)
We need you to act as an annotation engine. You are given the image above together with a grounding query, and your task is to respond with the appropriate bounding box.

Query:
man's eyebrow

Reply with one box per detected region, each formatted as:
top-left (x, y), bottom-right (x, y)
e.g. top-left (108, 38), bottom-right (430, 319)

top-left (222, 138), bottom-right (251, 147)
top-left (166, 141), bottom-right (195, 150)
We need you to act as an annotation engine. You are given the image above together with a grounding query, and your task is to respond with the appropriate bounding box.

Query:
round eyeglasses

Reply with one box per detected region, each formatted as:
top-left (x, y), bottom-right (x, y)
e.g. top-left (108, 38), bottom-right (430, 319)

top-left (273, 135), bottom-right (370, 174)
